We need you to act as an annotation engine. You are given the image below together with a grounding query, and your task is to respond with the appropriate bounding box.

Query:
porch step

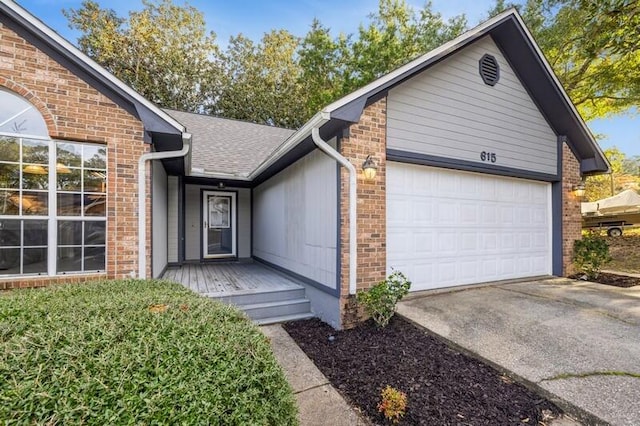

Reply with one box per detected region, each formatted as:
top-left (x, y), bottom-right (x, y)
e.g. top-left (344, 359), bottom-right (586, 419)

top-left (254, 312), bottom-right (316, 326)
top-left (241, 298), bottom-right (311, 321)
top-left (211, 287), bottom-right (306, 306)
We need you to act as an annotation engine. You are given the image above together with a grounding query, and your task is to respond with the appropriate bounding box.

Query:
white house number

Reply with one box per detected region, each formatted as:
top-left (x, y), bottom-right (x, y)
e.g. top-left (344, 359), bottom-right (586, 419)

top-left (480, 151), bottom-right (497, 163)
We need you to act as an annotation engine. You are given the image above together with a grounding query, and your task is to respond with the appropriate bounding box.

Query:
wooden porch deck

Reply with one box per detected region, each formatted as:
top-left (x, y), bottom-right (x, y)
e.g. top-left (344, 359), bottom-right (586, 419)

top-left (161, 261), bottom-right (303, 297)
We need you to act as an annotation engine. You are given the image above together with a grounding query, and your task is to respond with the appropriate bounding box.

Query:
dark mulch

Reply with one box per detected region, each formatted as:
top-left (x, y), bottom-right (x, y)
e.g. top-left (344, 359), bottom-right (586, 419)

top-left (569, 271), bottom-right (640, 288)
top-left (284, 316), bottom-right (560, 425)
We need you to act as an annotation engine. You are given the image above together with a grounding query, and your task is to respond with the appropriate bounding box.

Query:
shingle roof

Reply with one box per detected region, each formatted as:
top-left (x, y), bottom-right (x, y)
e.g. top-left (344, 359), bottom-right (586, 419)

top-left (164, 109), bottom-right (295, 177)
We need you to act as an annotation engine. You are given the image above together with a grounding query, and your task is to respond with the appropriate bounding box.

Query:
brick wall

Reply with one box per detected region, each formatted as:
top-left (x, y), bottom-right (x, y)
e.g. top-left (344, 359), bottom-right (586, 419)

top-left (0, 22), bottom-right (149, 288)
top-left (561, 142), bottom-right (582, 276)
top-left (339, 97), bottom-right (387, 328)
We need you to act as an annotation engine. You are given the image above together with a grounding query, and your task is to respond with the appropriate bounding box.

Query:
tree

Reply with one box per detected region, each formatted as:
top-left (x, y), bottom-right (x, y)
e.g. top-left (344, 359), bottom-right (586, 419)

top-left (585, 147), bottom-right (640, 201)
top-left (348, 0), bottom-right (466, 91)
top-left (213, 30), bottom-right (305, 128)
top-left (297, 19), bottom-right (351, 119)
top-left (64, 0), bottom-right (220, 112)
top-left (487, 0), bottom-right (640, 120)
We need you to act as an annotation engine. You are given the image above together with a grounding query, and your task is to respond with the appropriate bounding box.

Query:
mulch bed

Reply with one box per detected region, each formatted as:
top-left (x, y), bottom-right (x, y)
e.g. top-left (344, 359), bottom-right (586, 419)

top-left (284, 316), bottom-right (561, 425)
top-left (569, 271), bottom-right (640, 288)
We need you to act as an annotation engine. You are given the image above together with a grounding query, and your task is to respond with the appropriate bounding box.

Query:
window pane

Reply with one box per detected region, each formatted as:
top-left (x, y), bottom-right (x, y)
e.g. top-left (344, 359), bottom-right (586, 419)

top-left (84, 170), bottom-right (106, 193)
top-left (83, 145), bottom-right (106, 169)
top-left (84, 194), bottom-right (106, 216)
top-left (21, 191), bottom-right (48, 215)
top-left (22, 166), bottom-right (49, 190)
top-left (0, 220), bottom-right (20, 247)
top-left (84, 221), bottom-right (105, 245)
top-left (22, 139), bottom-right (48, 165)
top-left (0, 90), bottom-right (49, 137)
top-left (57, 247), bottom-right (81, 273)
top-left (0, 191), bottom-right (20, 215)
top-left (23, 248), bottom-right (47, 274)
top-left (0, 137), bottom-right (19, 162)
top-left (57, 193), bottom-right (82, 216)
top-left (24, 220), bottom-right (47, 246)
top-left (56, 143), bottom-right (82, 167)
top-left (0, 163), bottom-right (20, 189)
top-left (0, 248), bottom-right (20, 274)
top-left (84, 246), bottom-right (105, 271)
top-left (57, 168), bottom-right (82, 191)
top-left (58, 221), bottom-right (82, 246)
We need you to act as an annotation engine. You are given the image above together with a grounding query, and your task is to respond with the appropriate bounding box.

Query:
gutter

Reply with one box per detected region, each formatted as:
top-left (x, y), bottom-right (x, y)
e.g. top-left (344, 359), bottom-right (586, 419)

top-left (138, 133), bottom-right (192, 278)
top-left (311, 127), bottom-right (358, 295)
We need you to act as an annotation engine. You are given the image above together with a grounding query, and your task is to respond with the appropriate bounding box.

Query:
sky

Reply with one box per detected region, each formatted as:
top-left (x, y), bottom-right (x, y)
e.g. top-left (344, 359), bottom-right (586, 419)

top-left (14, 0), bottom-right (640, 157)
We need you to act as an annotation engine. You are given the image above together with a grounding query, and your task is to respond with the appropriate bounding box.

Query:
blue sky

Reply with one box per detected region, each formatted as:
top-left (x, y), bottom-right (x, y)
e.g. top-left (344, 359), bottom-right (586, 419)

top-left (15, 0), bottom-right (639, 157)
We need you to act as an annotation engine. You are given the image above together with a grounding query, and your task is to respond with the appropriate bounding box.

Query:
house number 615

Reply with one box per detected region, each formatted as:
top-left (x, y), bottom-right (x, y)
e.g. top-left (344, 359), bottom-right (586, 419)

top-left (480, 151), bottom-right (497, 163)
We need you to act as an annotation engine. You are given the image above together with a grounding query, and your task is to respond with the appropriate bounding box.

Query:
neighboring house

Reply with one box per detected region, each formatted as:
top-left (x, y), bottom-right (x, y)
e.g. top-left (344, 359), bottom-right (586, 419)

top-left (0, 1), bottom-right (609, 328)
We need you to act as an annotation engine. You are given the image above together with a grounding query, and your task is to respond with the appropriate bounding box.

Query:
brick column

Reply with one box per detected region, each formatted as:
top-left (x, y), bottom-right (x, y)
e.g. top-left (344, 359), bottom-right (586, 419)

top-left (561, 142), bottom-right (582, 276)
top-left (339, 97), bottom-right (387, 328)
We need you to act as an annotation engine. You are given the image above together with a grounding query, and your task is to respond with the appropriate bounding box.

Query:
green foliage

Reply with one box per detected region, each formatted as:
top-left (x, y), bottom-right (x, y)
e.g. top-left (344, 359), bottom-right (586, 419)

top-left (0, 280), bottom-right (298, 425)
top-left (573, 231), bottom-right (612, 279)
top-left (488, 0), bottom-right (640, 121)
top-left (357, 271), bottom-right (411, 327)
top-left (64, 0), bottom-right (220, 112)
top-left (378, 385), bottom-right (408, 424)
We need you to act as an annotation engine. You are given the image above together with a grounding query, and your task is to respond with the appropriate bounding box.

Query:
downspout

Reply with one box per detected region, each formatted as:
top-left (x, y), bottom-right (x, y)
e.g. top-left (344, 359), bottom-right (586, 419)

top-left (138, 133), bottom-right (192, 278)
top-left (311, 127), bottom-right (358, 295)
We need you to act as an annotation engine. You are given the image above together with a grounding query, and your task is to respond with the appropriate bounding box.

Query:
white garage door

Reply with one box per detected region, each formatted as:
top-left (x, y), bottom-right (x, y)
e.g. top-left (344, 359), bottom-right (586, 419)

top-left (387, 162), bottom-right (552, 291)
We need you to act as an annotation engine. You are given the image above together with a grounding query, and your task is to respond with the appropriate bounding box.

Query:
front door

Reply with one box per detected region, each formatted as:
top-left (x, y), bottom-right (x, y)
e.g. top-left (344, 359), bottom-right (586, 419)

top-left (203, 191), bottom-right (236, 259)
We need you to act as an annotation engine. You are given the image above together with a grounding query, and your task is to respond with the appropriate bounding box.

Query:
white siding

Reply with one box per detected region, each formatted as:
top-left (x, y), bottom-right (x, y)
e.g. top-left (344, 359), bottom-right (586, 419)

top-left (387, 36), bottom-right (558, 175)
top-left (167, 176), bottom-right (179, 263)
top-left (253, 144), bottom-right (338, 289)
top-left (152, 161), bottom-right (167, 278)
top-left (387, 162), bottom-right (552, 291)
top-left (184, 185), bottom-right (251, 260)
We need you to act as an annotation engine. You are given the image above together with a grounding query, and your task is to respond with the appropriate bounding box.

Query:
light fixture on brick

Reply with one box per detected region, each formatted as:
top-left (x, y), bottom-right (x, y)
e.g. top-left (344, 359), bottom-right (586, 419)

top-left (362, 155), bottom-right (378, 181)
top-left (572, 181), bottom-right (586, 198)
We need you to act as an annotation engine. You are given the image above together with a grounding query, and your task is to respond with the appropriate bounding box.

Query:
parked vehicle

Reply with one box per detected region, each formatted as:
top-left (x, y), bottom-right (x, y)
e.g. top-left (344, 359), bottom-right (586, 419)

top-left (582, 189), bottom-right (640, 236)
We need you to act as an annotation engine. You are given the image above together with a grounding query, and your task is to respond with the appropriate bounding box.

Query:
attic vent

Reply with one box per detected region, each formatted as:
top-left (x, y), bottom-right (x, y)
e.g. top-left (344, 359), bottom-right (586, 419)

top-left (479, 54), bottom-right (500, 86)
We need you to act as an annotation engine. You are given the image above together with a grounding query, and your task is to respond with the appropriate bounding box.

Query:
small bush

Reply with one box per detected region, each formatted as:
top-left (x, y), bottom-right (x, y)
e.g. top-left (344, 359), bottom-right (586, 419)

top-left (0, 280), bottom-right (298, 425)
top-left (573, 231), bottom-right (612, 279)
top-left (357, 271), bottom-right (411, 327)
top-left (378, 385), bottom-right (407, 424)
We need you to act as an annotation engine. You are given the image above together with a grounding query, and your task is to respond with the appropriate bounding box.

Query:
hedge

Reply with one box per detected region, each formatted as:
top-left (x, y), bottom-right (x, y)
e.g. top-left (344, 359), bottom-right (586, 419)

top-left (0, 279), bottom-right (298, 425)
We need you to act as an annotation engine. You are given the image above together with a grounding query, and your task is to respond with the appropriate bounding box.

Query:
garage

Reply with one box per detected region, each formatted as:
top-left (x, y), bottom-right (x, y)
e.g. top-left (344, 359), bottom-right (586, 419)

top-left (387, 162), bottom-right (552, 291)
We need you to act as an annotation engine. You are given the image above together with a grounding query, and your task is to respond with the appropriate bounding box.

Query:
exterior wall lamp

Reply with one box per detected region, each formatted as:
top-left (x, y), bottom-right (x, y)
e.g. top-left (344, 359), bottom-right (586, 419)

top-left (572, 181), bottom-right (586, 198)
top-left (362, 155), bottom-right (378, 181)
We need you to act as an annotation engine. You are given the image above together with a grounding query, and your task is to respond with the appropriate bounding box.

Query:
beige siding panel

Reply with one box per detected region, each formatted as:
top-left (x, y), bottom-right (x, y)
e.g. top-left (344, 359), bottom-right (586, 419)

top-left (387, 35), bottom-right (558, 176)
top-left (184, 185), bottom-right (251, 260)
top-left (167, 176), bottom-right (179, 263)
top-left (253, 142), bottom-right (338, 289)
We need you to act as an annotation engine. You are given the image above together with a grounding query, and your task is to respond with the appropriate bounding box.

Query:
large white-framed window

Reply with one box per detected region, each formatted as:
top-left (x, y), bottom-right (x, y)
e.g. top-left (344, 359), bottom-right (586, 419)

top-left (0, 88), bottom-right (106, 277)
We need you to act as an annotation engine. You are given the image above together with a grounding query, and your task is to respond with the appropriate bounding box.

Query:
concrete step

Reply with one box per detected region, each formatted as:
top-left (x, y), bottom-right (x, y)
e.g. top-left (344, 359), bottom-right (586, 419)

top-left (242, 298), bottom-right (311, 320)
top-left (255, 312), bottom-right (316, 326)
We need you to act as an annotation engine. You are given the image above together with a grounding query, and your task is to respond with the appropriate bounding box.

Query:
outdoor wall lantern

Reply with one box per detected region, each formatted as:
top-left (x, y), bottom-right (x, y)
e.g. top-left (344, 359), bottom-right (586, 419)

top-left (362, 155), bottom-right (378, 181)
top-left (572, 181), bottom-right (586, 198)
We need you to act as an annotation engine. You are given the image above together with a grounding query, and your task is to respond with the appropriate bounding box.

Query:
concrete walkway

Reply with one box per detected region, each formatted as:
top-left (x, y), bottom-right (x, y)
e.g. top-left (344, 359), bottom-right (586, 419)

top-left (398, 278), bottom-right (640, 426)
top-left (260, 325), bottom-right (370, 426)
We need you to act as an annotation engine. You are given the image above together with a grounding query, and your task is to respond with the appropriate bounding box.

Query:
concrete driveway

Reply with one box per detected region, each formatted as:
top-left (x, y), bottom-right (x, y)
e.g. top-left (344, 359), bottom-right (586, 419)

top-left (398, 278), bottom-right (640, 426)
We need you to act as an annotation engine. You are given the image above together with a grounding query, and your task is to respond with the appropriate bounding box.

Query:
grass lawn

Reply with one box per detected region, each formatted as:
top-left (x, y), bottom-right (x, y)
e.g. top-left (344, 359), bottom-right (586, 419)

top-left (606, 228), bottom-right (640, 274)
top-left (0, 280), bottom-right (298, 425)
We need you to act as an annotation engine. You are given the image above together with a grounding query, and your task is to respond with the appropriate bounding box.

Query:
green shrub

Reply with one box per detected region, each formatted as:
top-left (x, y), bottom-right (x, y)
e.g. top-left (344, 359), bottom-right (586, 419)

top-left (573, 231), bottom-right (612, 279)
top-left (0, 280), bottom-right (298, 425)
top-left (357, 271), bottom-right (411, 327)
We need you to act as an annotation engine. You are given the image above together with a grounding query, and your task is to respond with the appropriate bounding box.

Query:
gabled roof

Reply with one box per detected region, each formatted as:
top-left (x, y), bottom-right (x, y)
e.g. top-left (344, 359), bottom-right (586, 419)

top-left (164, 109), bottom-right (295, 178)
top-left (253, 8), bottom-right (609, 179)
top-left (0, 0), bottom-right (185, 138)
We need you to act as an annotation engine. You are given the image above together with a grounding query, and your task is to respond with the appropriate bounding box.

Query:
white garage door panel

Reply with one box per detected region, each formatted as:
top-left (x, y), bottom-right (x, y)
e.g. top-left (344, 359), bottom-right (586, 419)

top-left (387, 163), bottom-right (551, 291)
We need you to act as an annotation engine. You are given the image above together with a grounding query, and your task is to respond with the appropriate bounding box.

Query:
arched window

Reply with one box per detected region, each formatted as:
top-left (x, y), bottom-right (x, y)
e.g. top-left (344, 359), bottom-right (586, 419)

top-left (0, 89), bottom-right (49, 138)
top-left (0, 89), bottom-right (106, 277)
